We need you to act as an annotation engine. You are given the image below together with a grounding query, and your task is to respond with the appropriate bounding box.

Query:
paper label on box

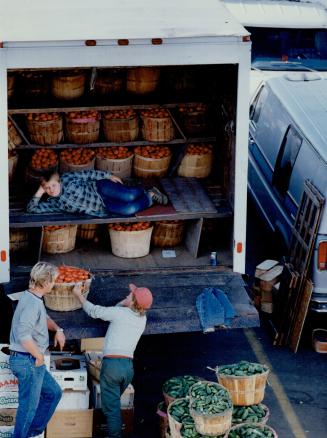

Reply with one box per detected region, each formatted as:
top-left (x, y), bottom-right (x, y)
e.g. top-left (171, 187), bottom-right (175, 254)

top-left (0, 409), bottom-right (16, 426)
top-left (0, 375), bottom-right (18, 392)
top-left (0, 393), bottom-right (19, 409)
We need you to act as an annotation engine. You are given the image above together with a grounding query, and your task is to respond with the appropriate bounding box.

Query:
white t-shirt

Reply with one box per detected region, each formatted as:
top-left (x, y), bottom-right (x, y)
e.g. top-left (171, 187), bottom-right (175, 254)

top-left (83, 301), bottom-right (146, 358)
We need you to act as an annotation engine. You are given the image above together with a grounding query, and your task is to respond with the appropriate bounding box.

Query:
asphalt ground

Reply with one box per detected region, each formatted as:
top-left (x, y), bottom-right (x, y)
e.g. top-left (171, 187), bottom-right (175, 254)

top-left (128, 199), bottom-right (327, 438)
top-left (131, 327), bottom-right (326, 438)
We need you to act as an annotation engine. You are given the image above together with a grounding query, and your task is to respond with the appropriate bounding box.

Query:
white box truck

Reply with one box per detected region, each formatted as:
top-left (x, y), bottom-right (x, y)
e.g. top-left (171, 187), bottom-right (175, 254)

top-left (0, 0), bottom-right (258, 336)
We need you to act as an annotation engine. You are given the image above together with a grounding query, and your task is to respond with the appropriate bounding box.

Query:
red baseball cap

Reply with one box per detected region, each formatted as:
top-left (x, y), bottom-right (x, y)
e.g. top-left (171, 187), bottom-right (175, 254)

top-left (129, 283), bottom-right (153, 309)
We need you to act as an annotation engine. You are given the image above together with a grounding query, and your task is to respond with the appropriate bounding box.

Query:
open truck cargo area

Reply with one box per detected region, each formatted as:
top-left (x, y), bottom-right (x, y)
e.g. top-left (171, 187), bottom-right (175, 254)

top-left (0, 0), bottom-right (258, 336)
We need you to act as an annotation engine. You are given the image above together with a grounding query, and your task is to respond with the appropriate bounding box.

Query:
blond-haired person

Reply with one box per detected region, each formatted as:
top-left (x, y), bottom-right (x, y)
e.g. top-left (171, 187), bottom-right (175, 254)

top-left (9, 262), bottom-right (65, 438)
top-left (73, 283), bottom-right (153, 438)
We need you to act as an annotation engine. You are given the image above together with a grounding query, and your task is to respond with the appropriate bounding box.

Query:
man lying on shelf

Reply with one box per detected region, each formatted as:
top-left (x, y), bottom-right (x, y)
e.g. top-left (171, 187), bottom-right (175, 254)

top-left (27, 170), bottom-right (168, 217)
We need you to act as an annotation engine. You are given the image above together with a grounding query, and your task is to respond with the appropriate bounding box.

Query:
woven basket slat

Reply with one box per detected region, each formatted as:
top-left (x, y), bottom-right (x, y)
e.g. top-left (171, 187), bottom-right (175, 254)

top-left (42, 225), bottom-right (77, 254)
top-left (102, 116), bottom-right (139, 142)
top-left (51, 73), bottom-right (86, 100)
top-left (96, 155), bottom-right (133, 178)
top-left (10, 228), bottom-right (29, 252)
top-left (141, 116), bottom-right (174, 142)
top-left (26, 118), bottom-right (63, 146)
top-left (95, 75), bottom-right (123, 96)
top-left (152, 221), bottom-right (184, 248)
top-left (77, 224), bottom-right (98, 240)
top-left (65, 118), bottom-right (100, 144)
top-left (224, 423), bottom-right (278, 438)
top-left (44, 277), bottom-right (91, 311)
top-left (127, 67), bottom-right (160, 94)
top-left (8, 124), bottom-right (22, 150)
top-left (133, 153), bottom-right (171, 178)
top-left (109, 227), bottom-right (153, 258)
top-left (178, 152), bottom-right (213, 178)
top-left (60, 157), bottom-right (95, 173)
top-left (8, 155), bottom-right (18, 183)
top-left (217, 366), bottom-right (269, 406)
top-left (8, 75), bottom-right (15, 98)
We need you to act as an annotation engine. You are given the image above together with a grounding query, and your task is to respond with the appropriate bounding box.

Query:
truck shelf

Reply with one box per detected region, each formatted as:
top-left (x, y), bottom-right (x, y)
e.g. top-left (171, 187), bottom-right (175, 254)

top-left (3, 271), bottom-right (259, 337)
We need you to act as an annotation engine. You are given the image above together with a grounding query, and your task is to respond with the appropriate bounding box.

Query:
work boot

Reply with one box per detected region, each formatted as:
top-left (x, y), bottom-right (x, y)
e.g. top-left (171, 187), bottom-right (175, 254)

top-left (149, 187), bottom-right (168, 205)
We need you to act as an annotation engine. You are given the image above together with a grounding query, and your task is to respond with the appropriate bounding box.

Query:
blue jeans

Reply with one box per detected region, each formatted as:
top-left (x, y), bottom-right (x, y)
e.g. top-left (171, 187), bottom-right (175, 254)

top-left (96, 179), bottom-right (152, 215)
top-left (100, 358), bottom-right (134, 438)
top-left (9, 354), bottom-right (62, 438)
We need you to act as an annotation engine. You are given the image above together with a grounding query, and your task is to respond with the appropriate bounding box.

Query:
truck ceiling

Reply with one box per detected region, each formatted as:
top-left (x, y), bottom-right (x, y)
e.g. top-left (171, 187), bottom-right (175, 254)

top-left (0, 0), bottom-right (248, 43)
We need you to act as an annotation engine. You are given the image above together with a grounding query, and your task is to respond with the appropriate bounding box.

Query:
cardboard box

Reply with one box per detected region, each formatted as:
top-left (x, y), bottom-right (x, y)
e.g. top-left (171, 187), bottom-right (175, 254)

top-left (93, 407), bottom-right (133, 437)
top-left (0, 392), bottom-right (19, 409)
top-left (50, 355), bottom-right (87, 391)
top-left (0, 374), bottom-right (18, 392)
top-left (80, 338), bottom-right (105, 352)
top-left (91, 380), bottom-right (134, 409)
top-left (46, 409), bottom-right (93, 438)
top-left (255, 259), bottom-right (278, 278)
top-left (57, 389), bottom-right (90, 410)
top-left (0, 409), bottom-right (16, 426)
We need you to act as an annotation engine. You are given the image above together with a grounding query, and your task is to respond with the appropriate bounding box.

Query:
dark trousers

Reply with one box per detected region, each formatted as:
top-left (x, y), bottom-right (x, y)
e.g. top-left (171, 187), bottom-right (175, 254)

top-left (96, 179), bottom-right (152, 215)
top-left (100, 358), bottom-right (134, 438)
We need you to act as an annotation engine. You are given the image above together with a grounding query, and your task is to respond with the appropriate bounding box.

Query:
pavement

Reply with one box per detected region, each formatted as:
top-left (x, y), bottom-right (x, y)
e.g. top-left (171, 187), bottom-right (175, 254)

top-left (132, 327), bottom-right (327, 438)
top-left (128, 199), bottom-right (327, 438)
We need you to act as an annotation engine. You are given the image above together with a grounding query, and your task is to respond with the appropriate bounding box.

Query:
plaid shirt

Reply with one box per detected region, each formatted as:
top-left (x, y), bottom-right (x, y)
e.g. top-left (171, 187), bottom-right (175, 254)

top-left (27, 170), bottom-right (110, 217)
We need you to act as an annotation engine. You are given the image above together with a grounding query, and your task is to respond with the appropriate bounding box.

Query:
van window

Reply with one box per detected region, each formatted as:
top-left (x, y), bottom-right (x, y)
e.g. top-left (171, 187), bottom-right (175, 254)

top-left (273, 126), bottom-right (302, 196)
top-left (250, 86), bottom-right (268, 124)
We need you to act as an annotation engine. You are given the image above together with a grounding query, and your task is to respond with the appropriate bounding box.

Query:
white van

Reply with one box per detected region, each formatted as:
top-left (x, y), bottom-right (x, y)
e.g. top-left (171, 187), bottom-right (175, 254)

top-left (248, 73), bottom-right (327, 312)
top-left (223, 0), bottom-right (327, 96)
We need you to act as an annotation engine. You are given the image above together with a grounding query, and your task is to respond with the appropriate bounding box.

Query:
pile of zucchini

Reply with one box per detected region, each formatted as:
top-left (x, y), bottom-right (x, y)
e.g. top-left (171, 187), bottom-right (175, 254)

top-left (232, 405), bottom-right (267, 424)
top-left (189, 382), bottom-right (232, 416)
top-left (181, 423), bottom-right (224, 438)
top-left (218, 361), bottom-right (268, 377)
top-left (228, 424), bottom-right (275, 438)
top-left (163, 375), bottom-right (201, 399)
top-left (168, 398), bottom-right (193, 425)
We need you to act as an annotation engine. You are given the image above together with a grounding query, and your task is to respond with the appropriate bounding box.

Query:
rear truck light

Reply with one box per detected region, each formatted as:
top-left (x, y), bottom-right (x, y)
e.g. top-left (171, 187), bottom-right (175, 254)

top-left (236, 242), bottom-right (243, 253)
top-left (151, 38), bottom-right (162, 45)
top-left (118, 39), bottom-right (129, 46)
top-left (1, 250), bottom-right (6, 262)
top-left (85, 40), bottom-right (97, 46)
top-left (318, 241), bottom-right (327, 270)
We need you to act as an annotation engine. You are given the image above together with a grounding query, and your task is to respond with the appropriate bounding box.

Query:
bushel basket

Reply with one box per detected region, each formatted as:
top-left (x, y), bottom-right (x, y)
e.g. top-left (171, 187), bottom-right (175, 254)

top-left (42, 225), bottom-right (77, 254)
top-left (60, 156), bottom-right (95, 173)
top-left (102, 115), bottom-right (139, 142)
top-left (178, 151), bottom-right (213, 178)
top-left (65, 117), bottom-right (100, 144)
top-left (51, 72), bottom-right (86, 100)
top-left (134, 153), bottom-right (171, 178)
top-left (109, 226), bottom-right (153, 258)
top-left (127, 67), bottom-right (160, 94)
top-left (217, 363), bottom-right (270, 406)
top-left (224, 423), bottom-right (278, 438)
top-left (152, 221), bottom-right (184, 248)
top-left (26, 117), bottom-right (63, 145)
top-left (44, 277), bottom-right (92, 311)
top-left (141, 115), bottom-right (174, 142)
top-left (96, 154), bottom-right (133, 179)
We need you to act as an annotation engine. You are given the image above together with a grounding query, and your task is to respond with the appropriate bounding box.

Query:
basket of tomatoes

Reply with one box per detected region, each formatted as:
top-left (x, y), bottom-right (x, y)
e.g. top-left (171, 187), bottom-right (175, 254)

top-left (65, 111), bottom-right (100, 144)
top-left (44, 264), bottom-right (92, 311)
top-left (96, 146), bottom-right (134, 178)
top-left (178, 143), bottom-right (213, 178)
top-left (25, 149), bottom-right (59, 188)
top-left (134, 145), bottom-right (171, 178)
top-left (26, 112), bottom-right (63, 146)
top-left (42, 224), bottom-right (78, 254)
top-left (108, 222), bottom-right (153, 258)
top-left (141, 108), bottom-right (174, 142)
top-left (102, 109), bottom-right (139, 142)
top-left (60, 147), bottom-right (95, 173)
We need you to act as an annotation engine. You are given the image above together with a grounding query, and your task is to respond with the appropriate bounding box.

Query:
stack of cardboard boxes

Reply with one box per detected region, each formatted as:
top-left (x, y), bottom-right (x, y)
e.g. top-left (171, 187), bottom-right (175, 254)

top-left (46, 354), bottom-right (93, 438)
top-left (0, 344), bottom-right (47, 438)
top-left (253, 260), bottom-right (284, 314)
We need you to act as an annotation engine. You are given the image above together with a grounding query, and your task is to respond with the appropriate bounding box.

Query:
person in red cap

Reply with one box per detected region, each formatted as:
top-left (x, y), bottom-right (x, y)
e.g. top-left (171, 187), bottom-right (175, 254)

top-left (72, 283), bottom-right (153, 438)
